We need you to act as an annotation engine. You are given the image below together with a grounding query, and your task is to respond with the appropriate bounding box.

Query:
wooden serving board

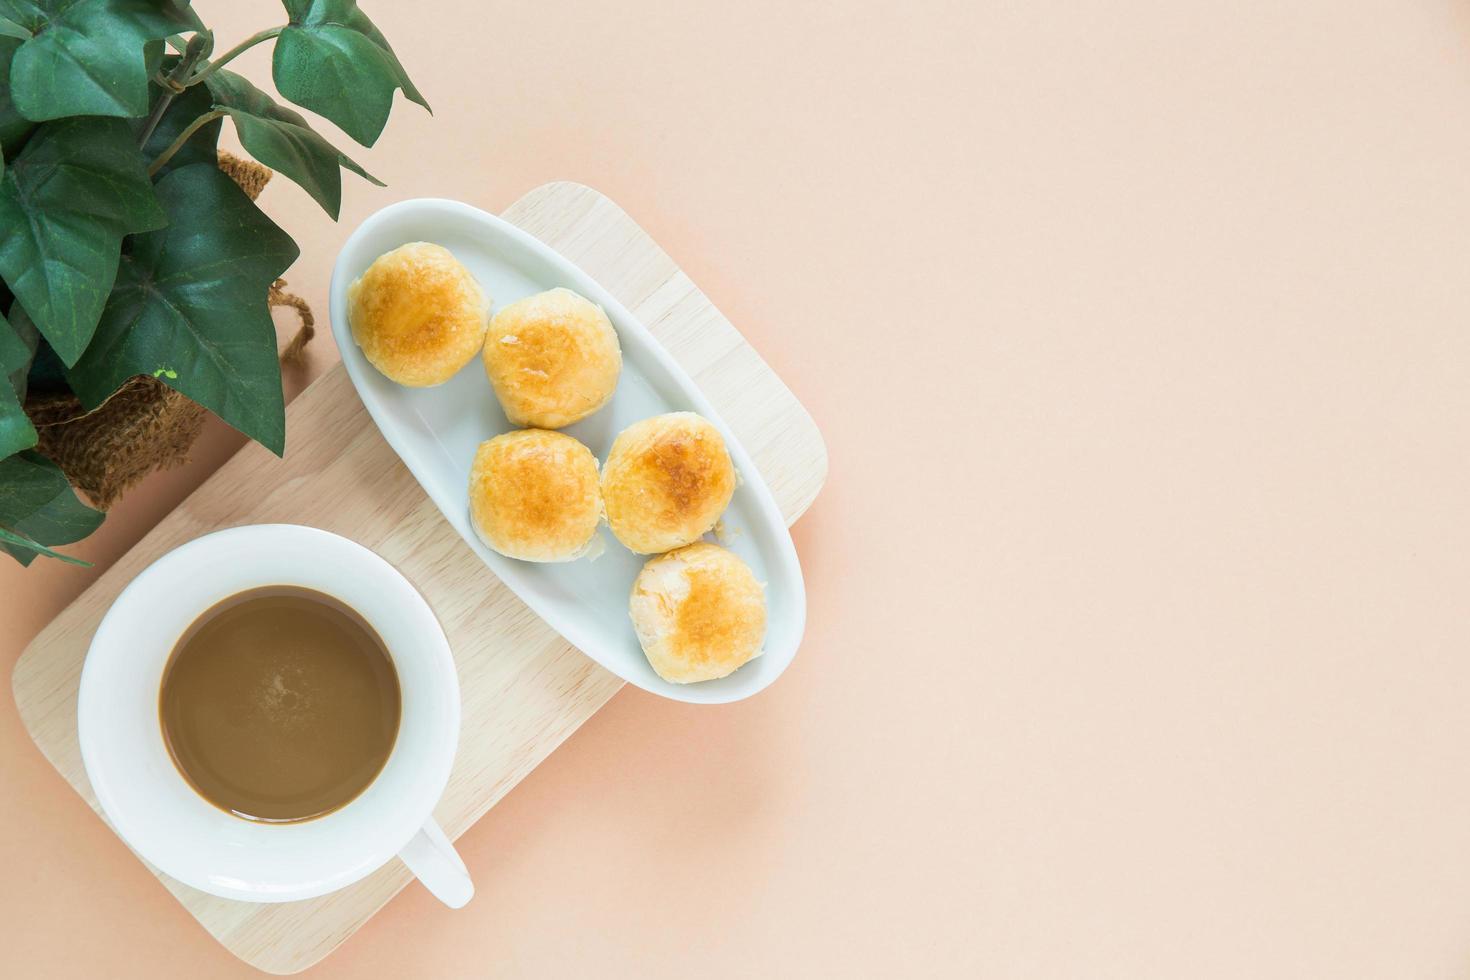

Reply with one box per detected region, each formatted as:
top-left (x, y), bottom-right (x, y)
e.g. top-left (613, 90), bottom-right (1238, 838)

top-left (10, 182), bottom-right (827, 975)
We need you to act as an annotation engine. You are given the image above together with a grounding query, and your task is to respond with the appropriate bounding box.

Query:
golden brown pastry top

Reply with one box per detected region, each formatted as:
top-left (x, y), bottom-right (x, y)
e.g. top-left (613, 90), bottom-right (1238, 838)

top-left (482, 288), bottom-right (621, 428)
top-left (348, 242), bottom-right (490, 387)
top-left (629, 543), bottom-right (767, 683)
top-left (468, 429), bottom-right (603, 562)
top-left (601, 412), bottom-right (737, 554)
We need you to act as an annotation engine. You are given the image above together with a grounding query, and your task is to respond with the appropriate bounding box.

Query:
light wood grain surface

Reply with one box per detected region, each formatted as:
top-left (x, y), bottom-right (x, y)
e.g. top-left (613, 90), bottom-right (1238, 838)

top-left (9, 182), bottom-right (827, 975)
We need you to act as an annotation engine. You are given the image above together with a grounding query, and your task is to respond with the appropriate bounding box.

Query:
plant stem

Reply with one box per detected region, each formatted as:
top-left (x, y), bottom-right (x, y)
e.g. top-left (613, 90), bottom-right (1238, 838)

top-left (147, 110), bottom-right (225, 177)
top-left (137, 33), bottom-right (212, 150)
top-left (137, 88), bottom-right (176, 150)
top-left (186, 26), bottom-right (283, 86)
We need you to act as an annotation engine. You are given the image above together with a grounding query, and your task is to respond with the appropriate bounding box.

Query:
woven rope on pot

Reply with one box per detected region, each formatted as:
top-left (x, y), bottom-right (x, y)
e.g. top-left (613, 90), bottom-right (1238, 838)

top-left (23, 151), bottom-right (315, 509)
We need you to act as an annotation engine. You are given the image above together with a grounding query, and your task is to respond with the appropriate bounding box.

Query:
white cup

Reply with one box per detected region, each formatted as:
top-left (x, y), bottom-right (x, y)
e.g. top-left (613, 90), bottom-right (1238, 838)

top-left (78, 524), bottom-right (473, 908)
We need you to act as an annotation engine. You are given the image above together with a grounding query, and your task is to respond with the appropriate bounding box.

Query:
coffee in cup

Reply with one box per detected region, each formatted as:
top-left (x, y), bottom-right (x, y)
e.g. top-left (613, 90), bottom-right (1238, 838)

top-left (159, 586), bottom-right (402, 824)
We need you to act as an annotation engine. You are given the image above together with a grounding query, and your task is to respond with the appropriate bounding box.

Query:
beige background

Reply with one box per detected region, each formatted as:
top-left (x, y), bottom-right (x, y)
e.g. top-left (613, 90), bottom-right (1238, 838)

top-left (4, 0), bottom-right (1470, 976)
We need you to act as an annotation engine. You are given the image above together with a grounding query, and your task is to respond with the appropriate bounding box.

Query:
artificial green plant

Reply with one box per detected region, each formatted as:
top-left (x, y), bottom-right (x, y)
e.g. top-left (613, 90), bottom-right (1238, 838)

top-left (0, 0), bottom-right (426, 565)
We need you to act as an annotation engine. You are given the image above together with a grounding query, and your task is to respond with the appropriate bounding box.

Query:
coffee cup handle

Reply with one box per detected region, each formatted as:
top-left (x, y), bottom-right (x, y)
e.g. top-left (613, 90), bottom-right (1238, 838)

top-left (398, 817), bottom-right (474, 908)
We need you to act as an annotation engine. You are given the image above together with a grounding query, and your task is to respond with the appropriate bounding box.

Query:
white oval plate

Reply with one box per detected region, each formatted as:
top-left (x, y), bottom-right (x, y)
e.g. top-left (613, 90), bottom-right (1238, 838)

top-left (328, 199), bottom-right (805, 704)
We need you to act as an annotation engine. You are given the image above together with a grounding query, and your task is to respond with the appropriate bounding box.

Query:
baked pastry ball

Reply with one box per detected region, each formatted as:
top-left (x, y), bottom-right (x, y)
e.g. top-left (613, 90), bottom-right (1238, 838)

top-left (630, 543), bottom-right (767, 684)
top-left (482, 288), bottom-right (621, 428)
top-left (602, 412), bottom-right (737, 554)
top-left (348, 242), bottom-right (490, 387)
top-left (468, 429), bottom-right (603, 562)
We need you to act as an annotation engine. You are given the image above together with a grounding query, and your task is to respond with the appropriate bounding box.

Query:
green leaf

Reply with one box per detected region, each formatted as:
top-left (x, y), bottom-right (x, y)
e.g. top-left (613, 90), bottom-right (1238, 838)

top-left (0, 450), bottom-right (102, 566)
top-left (272, 0), bottom-right (428, 147)
top-left (0, 37), bottom-right (35, 156)
top-left (0, 14), bottom-right (30, 39)
top-left (142, 35), bottom-right (164, 77)
top-left (140, 66), bottom-right (221, 178)
top-left (0, 116), bottom-right (165, 366)
top-left (0, 0), bottom-right (189, 120)
top-left (0, 524), bottom-right (90, 564)
top-left (1, 300), bottom-right (37, 393)
top-left (0, 399), bottom-right (36, 460)
top-left (160, 0), bottom-right (200, 34)
top-left (24, 334), bottom-right (65, 391)
top-left (65, 164), bottom-right (298, 455)
top-left (204, 68), bottom-right (379, 219)
top-left (0, 306), bottom-right (37, 456)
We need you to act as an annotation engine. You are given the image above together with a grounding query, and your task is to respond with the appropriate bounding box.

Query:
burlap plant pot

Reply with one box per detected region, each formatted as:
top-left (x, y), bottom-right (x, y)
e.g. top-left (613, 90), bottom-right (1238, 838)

top-left (22, 151), bottom-right (314, 509)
